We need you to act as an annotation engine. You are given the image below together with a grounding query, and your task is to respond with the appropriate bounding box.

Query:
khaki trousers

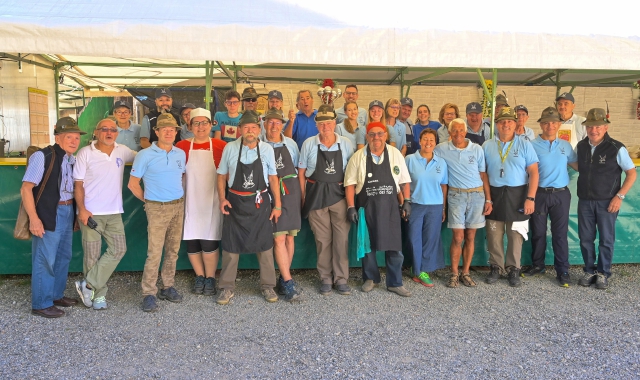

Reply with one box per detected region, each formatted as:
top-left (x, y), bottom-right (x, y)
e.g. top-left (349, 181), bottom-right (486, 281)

top-left (486, 219), bottom-right (524, 271)
top-left (141, 201), bottom-right (184, 296)
top-left (308, 199), bottom-right (350, 285)
top-left (219, 249), bottom-right (276, 291)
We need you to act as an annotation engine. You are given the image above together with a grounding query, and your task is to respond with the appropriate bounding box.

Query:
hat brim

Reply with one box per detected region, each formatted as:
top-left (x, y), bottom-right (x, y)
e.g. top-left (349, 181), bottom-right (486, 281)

top-left (537, 117), bottom-right (562, 123)
top-left (555, 96), bottom-right (574, 103)
top-left (264, 115), bottom-right (285, 122)
top-left (315, 115), bottom-right (336, 122)
top-left (495, 116), bottom-right (516, 122)
top-left (153, 125), bottom-right (180, 130)
top-left (582, 120), bottom-right (610, 127)
top-left (55, 129), bottom-right (87, 135)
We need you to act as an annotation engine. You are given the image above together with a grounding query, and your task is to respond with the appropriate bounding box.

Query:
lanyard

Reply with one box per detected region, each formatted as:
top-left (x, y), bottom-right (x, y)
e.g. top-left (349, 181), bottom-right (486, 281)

top-left (497, 139), bottom-right (514, 165)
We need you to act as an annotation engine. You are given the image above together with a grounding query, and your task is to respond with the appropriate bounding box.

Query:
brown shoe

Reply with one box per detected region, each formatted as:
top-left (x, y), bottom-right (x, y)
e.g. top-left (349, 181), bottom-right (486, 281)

top-left (53, 296), bottom-right (78, 307)
top-left (31, 306), bottom-right (65, 318)
top-left (459, 273), bottom-right (477, 287)
top-left (446, 273), bottom-right (459, 288)
top-left (387, 286), bottom-right (412, 297)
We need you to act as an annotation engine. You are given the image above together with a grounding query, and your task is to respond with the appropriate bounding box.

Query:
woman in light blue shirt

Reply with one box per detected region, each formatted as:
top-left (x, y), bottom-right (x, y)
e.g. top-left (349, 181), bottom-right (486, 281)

top-left (405, 128), bottom-right (448, 287)
top-left (335, 101), bottom-right (361, 153)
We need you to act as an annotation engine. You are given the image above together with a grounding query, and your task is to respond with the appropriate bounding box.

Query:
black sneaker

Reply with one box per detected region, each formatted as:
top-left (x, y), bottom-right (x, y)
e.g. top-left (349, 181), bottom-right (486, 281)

top-left (283, 279), bottom-right (301, 302)
top-left (557, 272), bottom-right (571, 287)
top-left (203, 277), bottom-right (216, 296)
top-left (158, 287), bottom-right (183, 303)
top-left (276, 276), bottom-right (285, 296)
top-left (595, 273), bottom-right (609, 290)
top-left (142, 295), bottom-right (158, 312)
top-left (508, 268), bottom-right (522, 287)
top-left (485, 265), bottom-right (501, 284)
top-left (193, 275), bottom-right (205, 294)
top-left (578, 272), bottom-right (597, 287)
top-left (522, 266), bottom-right (546, 277)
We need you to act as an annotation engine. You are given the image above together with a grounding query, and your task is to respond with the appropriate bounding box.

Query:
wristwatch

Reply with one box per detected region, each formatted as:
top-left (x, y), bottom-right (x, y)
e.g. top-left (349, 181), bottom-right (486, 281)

top-left (485, 200), bottom-right (493, 204)
top-left (526, 197), bottom-right (535, 202)
top-left (616, 193), bottom-right (625, 200)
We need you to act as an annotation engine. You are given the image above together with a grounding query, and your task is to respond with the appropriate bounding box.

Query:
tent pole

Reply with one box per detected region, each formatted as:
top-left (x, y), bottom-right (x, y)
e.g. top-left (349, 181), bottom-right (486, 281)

top-left (476, 69), bottom-right (491, 99)
top-left (490, 68), bottom-right (498, 139)
top-left (399, 71), bottom-right (404, 99)
top-left (205, 60), bottom-right (212, 111)
top-left (405, 85), bottom-right (411, 98)
top-left (555, 70), bottom-right (563, 98)
top-left (54, 64), bottom-right (60, 119)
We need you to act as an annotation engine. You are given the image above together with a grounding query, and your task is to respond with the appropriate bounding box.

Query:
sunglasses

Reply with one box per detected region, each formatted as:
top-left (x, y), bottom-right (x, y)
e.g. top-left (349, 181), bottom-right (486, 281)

top-left (244, 98), bottom-right (258, 103)
top-left (99, 128), bottom-right (118, 133)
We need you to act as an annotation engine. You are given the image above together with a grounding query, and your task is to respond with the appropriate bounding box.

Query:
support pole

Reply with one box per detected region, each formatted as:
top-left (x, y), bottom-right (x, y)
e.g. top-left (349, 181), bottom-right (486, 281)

top-left (490, 68), bottom-right (498, 139)
top-left (555, 70), bottom-right (562, 98)
top-left (399, 71), bottom-right (404, 99)
top-left (205, 60), bottom-right (212, 111)
top-left (54, 64), bottom-right (60, 119)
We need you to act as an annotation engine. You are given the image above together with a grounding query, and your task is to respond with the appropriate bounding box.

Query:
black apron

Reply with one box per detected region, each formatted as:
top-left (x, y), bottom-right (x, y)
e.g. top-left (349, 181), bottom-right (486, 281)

top-left (301, 144), bottom-right (345, 218)
top-left (467, 133), bottom-right (486, 146)
top-left (405, 123), bottom-right (418, 155)
top-left (355, 146), bottom-right (402, 252)
top-left (487, 185), bottom-right (529, 222)
top-left (222, 140), bottom-right (273, 253)
top-left (271, 143), bottom-right (302, 232)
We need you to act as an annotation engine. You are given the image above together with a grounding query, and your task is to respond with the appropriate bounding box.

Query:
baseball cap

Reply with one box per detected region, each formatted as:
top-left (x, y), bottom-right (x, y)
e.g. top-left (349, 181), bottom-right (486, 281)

top-left (155, 88), bottom-right (172, 99)
top-left (400, 98), bottom-right (413, 107)
top-left (179, 103), bottom-right (196, 114)
top-left (268, 90), bottom-right (283, 100)
top-left (366, 122), bottom-right (386, 134)
top-left (466, 102), bottom-right (482, 114)
top-left (556, 92), bottom-right (575, 103)
top-left (514, 105), bottom-right (528, 114)
top-left (113, 100), bottom-right (131, 110)
top-left (369, 100), bottom-right (384, 110)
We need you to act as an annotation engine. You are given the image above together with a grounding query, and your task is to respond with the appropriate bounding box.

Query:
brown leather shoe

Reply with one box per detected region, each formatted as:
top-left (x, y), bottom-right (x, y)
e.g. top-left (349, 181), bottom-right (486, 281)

top-left (31, 306), bottom-right (65, 318)
top-left (53, 296), bottom-right (78, 307)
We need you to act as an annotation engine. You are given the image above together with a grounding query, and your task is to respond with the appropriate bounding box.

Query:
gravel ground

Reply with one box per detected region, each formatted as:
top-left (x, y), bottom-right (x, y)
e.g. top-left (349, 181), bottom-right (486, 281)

top-left (0, 264), bottom-right (639, 379)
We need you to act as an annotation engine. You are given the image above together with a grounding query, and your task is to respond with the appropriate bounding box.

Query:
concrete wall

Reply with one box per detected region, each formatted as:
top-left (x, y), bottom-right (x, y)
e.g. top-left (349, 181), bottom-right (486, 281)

top-left (237, 83), bottom-right (640, 147)
top-left (0, 56), bottom-right (56, 153)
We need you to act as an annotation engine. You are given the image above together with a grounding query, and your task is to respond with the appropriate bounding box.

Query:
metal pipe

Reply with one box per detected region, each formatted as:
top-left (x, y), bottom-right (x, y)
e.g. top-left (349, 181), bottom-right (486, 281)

top-left (205, 61), bottom-right (212, 111)
top-left (490, 68), bottom-right (498, 139)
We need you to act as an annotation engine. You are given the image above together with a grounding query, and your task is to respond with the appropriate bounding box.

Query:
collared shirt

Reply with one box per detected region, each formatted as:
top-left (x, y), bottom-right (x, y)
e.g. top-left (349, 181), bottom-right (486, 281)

top-left (298, 133), bottom-right (353, 177)
top-left (291, 110), bottom-right (318, 149)
top-left (405, 152), bottom-right (448, 205)
top-left (581, 140), bottom-right (635, 171)
top-left (73, 142), bottom-right (137, 214)
top-left (558, 113), bottom-right (587, 148)
top-left (344, 144), bottom-right (411, 194)
top-left (180, 123), bottom-right (194, 140)
top-left (23, 149), bottom-right (76, 201)
top-left (115, 123), bottom-right (142, 151)
top-left (389, 120), bottom-right (407, 149)
top-left (140, 115), bottom-right (151, 139)
top-left (130, 142), bottom-right (186, 202)
top-left (335, 122), bottom-right (361, 152)
top-left (434, 140), bottom-right (485, 189)
top-left (516, 126), bottom-right (536, 141)
top-left (264, 134), bottom-right (300, 174)
top-left (531, 136), bottom-right (577, 188)
top-left (335, 106), bottom-right (368, 126)
top-left (483, 135), bottom-right (539, 187)
top-left (217, 138), bottom-right (277, 186)
top-left (260, 116), bottom-right (290, 138)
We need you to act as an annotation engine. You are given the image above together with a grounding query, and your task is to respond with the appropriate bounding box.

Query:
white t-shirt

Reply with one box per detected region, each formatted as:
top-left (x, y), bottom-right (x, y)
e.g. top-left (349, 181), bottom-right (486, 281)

top-left (73, 142), bottom-right (137, 215)
top-left (344, 144), bottom-right (411, 194)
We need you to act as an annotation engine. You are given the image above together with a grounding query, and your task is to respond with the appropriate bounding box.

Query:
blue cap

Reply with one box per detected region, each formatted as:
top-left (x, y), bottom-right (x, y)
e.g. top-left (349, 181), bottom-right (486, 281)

top-left (268, 90), bottom-right (283, 100)
top-left (466, 102), bottom-right (482, 114)
top-left (514, 105), bottom-right (528, 114)
top-left (556, 92), bottom-right (575, 103)
top-left (114, 100), bottom-right (131, 110)
top-left (369, 100), bottom-right (384, 110)
top-left (155, 88), bottom-right (172, 99)
top-left (400, 97), bottom-right (413, 107)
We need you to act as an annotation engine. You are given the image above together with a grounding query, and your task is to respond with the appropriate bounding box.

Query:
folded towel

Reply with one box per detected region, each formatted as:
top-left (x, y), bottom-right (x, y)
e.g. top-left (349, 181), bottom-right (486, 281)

top-left (511, 220), bottom-right (529, 241)
top-left (356, 207), bottom-right (370, 260)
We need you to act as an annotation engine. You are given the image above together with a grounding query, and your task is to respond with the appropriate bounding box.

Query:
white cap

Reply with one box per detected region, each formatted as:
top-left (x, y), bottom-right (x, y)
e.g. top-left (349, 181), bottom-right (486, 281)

top-left (189, 108), bottom-right (211, 120)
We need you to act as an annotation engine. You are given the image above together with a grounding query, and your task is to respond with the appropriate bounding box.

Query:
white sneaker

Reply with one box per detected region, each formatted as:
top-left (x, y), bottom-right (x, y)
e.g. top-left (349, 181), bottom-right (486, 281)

top-left (75, 280), bottom-right (93, 307)
top-left (92, 296), bottom-right (107, 310)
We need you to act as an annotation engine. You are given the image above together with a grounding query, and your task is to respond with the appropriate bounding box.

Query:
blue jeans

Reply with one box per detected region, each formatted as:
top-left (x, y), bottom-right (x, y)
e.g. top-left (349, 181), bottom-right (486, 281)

top-left (362, 251), bottom-right (404, 287)
top-left (408, 203), bottom-right (444, 275)
top-left (31, 204), bottom-right (74, 309)
top-left (578, 199), bottom-right (618, 278)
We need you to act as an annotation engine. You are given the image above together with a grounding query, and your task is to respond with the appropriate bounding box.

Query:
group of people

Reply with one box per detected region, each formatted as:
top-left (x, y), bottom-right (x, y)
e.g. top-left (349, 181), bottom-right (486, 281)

top-left (20, 85), bottom-right (636, 318)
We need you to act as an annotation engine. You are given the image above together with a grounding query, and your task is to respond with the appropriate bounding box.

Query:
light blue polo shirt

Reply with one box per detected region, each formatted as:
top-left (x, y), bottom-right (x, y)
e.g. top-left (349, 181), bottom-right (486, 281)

top-left (217, 139), bottom-right (277, 186)
top-left (298, 133), bottom-right (353, 177)
top-left (291, 110), bottom-right (318, 149)
top-left (335, 106), bottom-right (367, 126)
top-left (434, 140), bottom-right (485, 189)
top-left (264, 135), bottom-right (299, 173)
top-left (405, 153), bottom-right (448, 205)
top-left (116, 123), bottom-right (142, 151)
top-left (131, 142), bottom-right (186, 202)
top-left (531, 136), bottom-right (577, 188)
top-left (389, 120), bottom-right (407, 150)
top-left (335, 122), bottom-right (361, 152)
top-left (180, 123), bottom-right (194, 140)
top-left (355, 124), bottom-right (397, 146)
top-left (482, 135), bottom-right (539, 187)
top-left (517, 127), bottom-right (536, 141)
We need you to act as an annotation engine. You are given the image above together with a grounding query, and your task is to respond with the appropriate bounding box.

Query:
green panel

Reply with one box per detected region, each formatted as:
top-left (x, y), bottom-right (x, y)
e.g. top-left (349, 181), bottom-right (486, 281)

top-left (77, 97), bottom-right (114, 148)
top-left (1, 165), bottom-right (639, 274)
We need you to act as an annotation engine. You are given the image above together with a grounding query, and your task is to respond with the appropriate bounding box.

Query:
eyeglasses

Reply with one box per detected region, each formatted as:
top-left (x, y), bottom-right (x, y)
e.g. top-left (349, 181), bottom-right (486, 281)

top-left (345, 91), bottom-right (358, 96)
top-left (114, 111), bottom-right (130, 115)
top-left (192, 120), bottom-right (211, 127)
top-left (444, 112), bottom-right (456, 117)
top-left (244, 98), bottom-right (258, 103)
top-left (368, 132), bottom-right (385, 138)
top-left (225, 100), bottom-right (240, 106)
top-left (99, 128), bottom-right (118, 133)
top-left (389, 106), bottom-right (400, 110)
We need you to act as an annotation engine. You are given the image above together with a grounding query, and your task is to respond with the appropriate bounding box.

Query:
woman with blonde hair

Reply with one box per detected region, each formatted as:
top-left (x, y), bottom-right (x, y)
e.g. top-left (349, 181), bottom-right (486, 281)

top-left (385, 98), bottom-right (408, 156)
top-left (335, 100), bottom-right (362, 153)
top-left (437, 103), bottom-right (460, 142)
top-left (357, 100), bottom-right (396, 150)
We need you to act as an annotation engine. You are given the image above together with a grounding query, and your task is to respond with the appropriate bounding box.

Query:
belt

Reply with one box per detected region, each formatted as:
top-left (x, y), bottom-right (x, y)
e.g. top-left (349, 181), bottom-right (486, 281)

top-left (449, 186), bottom-right (483, 193)
top-left (145, 197), bottom-right (184, 205)
top-left (279, 174), bottom-right (297, 195)
top-left (229, 188), bottom-right (268, 208)
top-left (306, 178), bottom-right (343, 185)
top-left (58, 199), bottom-right (73, 205)
top-left (537, 186), bottom-right (567, 193)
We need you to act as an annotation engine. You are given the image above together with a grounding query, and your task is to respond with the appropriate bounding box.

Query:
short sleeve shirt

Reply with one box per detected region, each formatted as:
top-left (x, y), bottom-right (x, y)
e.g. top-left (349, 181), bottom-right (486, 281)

top-left (298, 133), bottom-right (354, 177)
top-left (404, 152), bottom-right (448, 205)
top-left (130, 142), bottom-right (186, 202)
top-left (344, 144), bottom-right (411, 194)
top-left (264, 135), bottom-right (300, 174)
top-left (531, 136), bottom-right (577, 188)
top-left (482, 135), bottom-right (539, 187)
top-left (212, 112), bottom-right (243, 143)
top-left (217, 139), bottom-right (277, 186)
top-left (116, 123), bottom-right (142, 151)
top-left (434, 140), bottom-right (485, 189)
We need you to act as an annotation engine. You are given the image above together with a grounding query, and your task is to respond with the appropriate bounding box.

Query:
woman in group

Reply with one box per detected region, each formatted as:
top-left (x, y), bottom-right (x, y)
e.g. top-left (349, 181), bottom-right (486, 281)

top-left (437, 103), bottom-right (460, 142)
top-left (405, 128), bottom-right (448, 287)
top-left (385, 98), bottom-right (408, 156)
top-left (175, 108), bottom-right (227, 295)
top-left (335, 101), bottom-right (362, 153)
top-left (412, 104), bottom-right (442, 145)
top-left (357, 100), bottom-right (396, 150)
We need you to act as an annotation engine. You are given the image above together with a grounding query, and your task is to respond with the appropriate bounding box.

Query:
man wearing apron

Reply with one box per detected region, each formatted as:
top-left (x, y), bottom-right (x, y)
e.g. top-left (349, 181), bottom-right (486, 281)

top-left (263, 108), bottom-right (303, 302)
top-left (482, 107), bottom-right (539, 287)
top-left (556, 92), bottom-right (587, 149)
top-left (344, 122), bottom-right (413, 297)
top-left (216, 111), bottom-right (282, 305)
top-left (298, 104), bottom-right (354, 296)
top-left (465, 102), bottom-right (490, 146)
top-left (175, 108), bottom-right (227, 296)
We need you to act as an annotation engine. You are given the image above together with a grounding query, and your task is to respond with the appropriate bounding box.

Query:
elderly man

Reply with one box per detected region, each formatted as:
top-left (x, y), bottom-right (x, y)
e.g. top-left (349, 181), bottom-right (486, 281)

top-left (514, 105), bottom-right (535, 141)
top-left (140, 88), bottom-right (182, 148)
top-left (178, 102), bottom-right (196, 140)
top-left (128, 114), bottom-right (186, 312)
top-left (20, 117), bottom-right (85, 318)
top-left (524, 107), bottom-right (577, 286)
top-left (435, 118), bottom-right (491, 288)
top-left (483, 107), bottom-right (539, 287)
top-left (113, 100), bottom-right (141, 151)
top-left (263, 108), bottom-right (302, 301)
top-left (213, 90), bottom-right (243, 143)
top-left (345, 122), bottom-right (412, 297)
top-left (464, 102), bottom-right (490, 145)
top-left (556, 92), bottom-right (586, 148)
top-left (335, 84), bottom-right (367, 126)
top-left (285, 90), bottom-right (317, 149)
top-left (216, 111), bottom-right (281, 305)
top-left (260, 90), bottom-right (290, 133)
top-left (73, 118), bottom-right (136, 310)
top-left (298, 104), bottom-right (354, 295)
top-left (241, 87), bottom-right (260, 113)
top-left (574, 108), bottom-right (636, 289)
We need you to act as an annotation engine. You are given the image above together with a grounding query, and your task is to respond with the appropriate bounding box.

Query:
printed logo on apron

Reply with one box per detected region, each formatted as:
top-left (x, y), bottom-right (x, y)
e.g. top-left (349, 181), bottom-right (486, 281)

top-left (243, 171), bottom-right (255, 189)
top-left (324, 159), bottom-right (336, 174)
top-left (276, 154), bottom-right (285, 170)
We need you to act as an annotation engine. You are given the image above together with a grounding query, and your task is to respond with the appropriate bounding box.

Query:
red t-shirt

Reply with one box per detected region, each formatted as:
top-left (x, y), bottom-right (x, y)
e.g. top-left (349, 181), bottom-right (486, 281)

top-left (175, 138), bottom-right (227, 169)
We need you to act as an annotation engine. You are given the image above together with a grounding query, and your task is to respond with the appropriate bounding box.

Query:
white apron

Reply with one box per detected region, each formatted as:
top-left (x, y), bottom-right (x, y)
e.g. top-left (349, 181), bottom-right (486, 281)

top-left (183, 138), bottom-right (222, 240)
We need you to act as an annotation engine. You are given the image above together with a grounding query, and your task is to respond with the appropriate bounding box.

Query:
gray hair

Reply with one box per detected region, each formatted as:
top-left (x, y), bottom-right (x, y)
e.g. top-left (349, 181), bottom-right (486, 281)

top-left (448, 118), bottom-right (467, 132)
top-left (296, 89), bottom-right (312, 102)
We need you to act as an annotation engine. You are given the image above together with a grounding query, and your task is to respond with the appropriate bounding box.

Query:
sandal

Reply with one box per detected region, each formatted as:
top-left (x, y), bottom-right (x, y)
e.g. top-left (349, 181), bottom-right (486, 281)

top-left (446, 273), bottom-right (459, 288)
top-left (459, 273), bottom-right (477, 287)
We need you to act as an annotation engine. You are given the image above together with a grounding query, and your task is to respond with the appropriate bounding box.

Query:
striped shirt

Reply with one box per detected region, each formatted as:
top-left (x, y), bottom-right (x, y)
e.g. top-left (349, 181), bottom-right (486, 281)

top-left (23, 150), bottom-right (76, 201)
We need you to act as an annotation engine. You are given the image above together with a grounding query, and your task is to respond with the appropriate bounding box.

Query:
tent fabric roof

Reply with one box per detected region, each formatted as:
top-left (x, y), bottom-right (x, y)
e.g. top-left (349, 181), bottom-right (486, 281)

top-left (1, 0), bottom-right (640, 70)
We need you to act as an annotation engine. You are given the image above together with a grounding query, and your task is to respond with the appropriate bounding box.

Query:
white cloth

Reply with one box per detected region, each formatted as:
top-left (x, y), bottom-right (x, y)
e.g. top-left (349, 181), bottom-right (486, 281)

top-left (344, 143), bottom-right (411, 194)
top-left (183, 139), bottom-right (223, 241)
top-left (511, 220), bottom-right (529, 241)
top-left (557, 114), bottom-right (587, 148)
